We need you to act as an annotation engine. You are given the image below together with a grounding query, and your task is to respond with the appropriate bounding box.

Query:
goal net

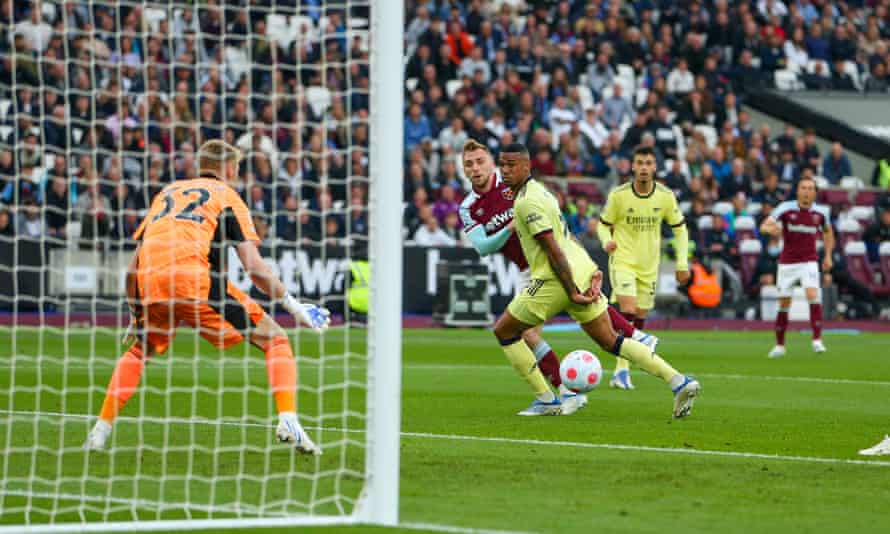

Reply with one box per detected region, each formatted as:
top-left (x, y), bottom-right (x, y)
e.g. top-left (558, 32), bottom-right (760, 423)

top-left (0, 0), bottom-right (401, 530)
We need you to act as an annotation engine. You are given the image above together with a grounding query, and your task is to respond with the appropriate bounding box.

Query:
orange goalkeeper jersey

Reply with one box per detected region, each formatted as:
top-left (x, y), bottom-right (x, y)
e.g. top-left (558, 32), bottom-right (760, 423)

top-left (133, 175), bottom-right (259, 302)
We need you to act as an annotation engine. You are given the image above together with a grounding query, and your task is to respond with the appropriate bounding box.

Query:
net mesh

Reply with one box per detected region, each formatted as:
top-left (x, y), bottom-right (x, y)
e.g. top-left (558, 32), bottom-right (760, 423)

top-left (1, 0), bottom-right (371, 526)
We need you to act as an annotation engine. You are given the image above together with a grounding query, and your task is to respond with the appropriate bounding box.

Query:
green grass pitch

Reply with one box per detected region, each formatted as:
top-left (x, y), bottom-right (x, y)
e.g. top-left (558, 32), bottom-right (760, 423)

top-left (1, 326), bottom-right (889, 533)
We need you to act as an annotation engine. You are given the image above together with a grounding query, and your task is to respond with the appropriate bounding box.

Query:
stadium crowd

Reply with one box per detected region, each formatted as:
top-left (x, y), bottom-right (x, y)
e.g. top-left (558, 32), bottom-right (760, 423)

top-left (1, 0), bottom-right (890, 311)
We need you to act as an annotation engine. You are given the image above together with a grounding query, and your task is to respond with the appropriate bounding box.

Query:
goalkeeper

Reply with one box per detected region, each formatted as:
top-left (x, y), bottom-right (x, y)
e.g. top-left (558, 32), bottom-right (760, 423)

top-left (85, 140), bottom-right (330, 455)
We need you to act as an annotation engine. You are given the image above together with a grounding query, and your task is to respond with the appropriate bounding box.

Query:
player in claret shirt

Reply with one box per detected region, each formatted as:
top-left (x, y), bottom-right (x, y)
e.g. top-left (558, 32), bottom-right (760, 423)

top-left (760, 176), bottom-right (835, 358)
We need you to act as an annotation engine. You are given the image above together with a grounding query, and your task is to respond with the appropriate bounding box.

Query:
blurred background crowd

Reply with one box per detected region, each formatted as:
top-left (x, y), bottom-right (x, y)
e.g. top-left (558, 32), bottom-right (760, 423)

top-left (1, 0), bottom-right (890, 313)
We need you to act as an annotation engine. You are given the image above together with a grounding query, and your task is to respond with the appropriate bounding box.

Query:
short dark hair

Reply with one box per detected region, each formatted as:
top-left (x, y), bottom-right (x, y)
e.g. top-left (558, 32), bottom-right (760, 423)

top-left (632, 145), bottom-right (656, 159)
top-left (500, 143), bottom-right (529, 157)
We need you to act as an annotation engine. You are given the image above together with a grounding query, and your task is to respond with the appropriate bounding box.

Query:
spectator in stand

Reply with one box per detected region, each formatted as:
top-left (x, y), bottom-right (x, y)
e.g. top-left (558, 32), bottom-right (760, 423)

top-left (822, 142), bottom-right (853, 184)
top-left (755, 172), bottom-right (787, 207)
top-left (17, 199), bottom-right (43, 239)
top-left (567, 196), bottom-right (593, 237)
top-left (601, 83), bottom-right (634, 131)
top-left (707, 146), bottom-right (732, 184)
top-left (0, 205), bottom-right (13, 237)
top-left (865, 62), bottom-right (889, 93)
top-left (723, 192), bottom-right (752, 241)
top-left (445, 21), bottom-right (474, 66)
top-left (871, 156), bottom-right (890, 189)
top-left (413, 205), bottom-right (455, 247)
top-left (459, 47), bottom-right (491, 85)
top-left (585, 52), bottom-right (614, 100)
top-left (721, 158), bottom-right (753, 200)
top-left (663, 158), bottom-right (691, 200)
top-left (432, 184), bottom-right (459, 226)
top-left (806, 22), bottom-right (830, 62)
top-left (754, 234), bottom-right (782, 288)
top-left (438, 117), bottom-right (468, 155)
top-left (863, 206), bottom-right (890, 262)
top-left (404, 103), bottom-right (431, 153)
top-left (775, 149), bottom-right (801, 184)
top-left (532, 148), bottom-right (556, 176)
top-left (831, 58), bottom-right (858, 90)
top-left (43, 176), bottom-right (69, 238)
top-left (784, 28), bottom-right (810, 73)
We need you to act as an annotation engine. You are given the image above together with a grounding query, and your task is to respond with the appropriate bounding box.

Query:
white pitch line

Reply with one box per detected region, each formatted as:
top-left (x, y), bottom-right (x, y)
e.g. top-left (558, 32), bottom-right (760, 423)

top-left (2, 358), bottom-right (889, 387)
top-left (3, 409), bottom-right (890, 469)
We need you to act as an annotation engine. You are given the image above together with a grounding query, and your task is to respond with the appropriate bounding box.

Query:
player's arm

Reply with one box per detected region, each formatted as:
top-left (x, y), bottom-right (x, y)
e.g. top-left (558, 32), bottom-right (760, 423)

top-left (235, 239), bottom-right (330, 332)
top-left (665, 192), bottom-right (690, 284)
top-left (822, 220), bottom-right (835, 271)
top-left (598, 192), bottom-right (618, 254)
top-left (227, 194), bottom-right (330, 332)
top-left (536, 231), bottom-right (595, 305)
top-left (464, 224), bottom-right (513, 256)
top-left (121, 244), bottom-right (143, 345)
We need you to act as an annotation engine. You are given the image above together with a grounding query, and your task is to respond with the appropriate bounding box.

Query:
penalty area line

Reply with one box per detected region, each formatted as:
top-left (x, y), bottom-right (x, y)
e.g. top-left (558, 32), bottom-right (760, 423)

top-left (3, 409), bottom-right (890, 469)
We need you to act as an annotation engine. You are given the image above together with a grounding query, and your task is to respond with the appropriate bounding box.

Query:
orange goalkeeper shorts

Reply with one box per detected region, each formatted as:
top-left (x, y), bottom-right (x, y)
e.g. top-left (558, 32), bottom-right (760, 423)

top-left (141, 276), bottom-right (265, 354)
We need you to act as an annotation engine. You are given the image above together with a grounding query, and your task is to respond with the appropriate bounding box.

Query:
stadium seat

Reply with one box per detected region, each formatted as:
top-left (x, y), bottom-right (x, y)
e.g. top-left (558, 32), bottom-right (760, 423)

top-left (734, 215), bottom-right (757, 242)
top-left (679, 200), bottom-right (691, 214)
top-left (445, 79), bottom-right (462, 99)
top-left (577, 85), bottom-right (594, 110)
top-left (739, 239), bottom-right (762, 289)
top-left (713, 201), bottom-right (732, 216)
top-left (747, 202), bottom-right (762, 216)
top-left (0, 99), bottom-right (12, 122)
top-left (854, 190), bottom-right (881, 206)
top-left (814, 175), bottom-right (830, 188)
top-left (305, 86), bottom-right (332, 117)
top-left (844, 241), bottom-right (890, 295)
top-left (805, 59), bottom-right (831, 77)
top-left (774, 69), bottom-right (803, 91)
top-left (849, 205), bottom-right (875, 223)
top-left (694, 124), bottom-right (718, 149)
top-left (842, 60), bottom-right (862, 91)
top-left (819, 188), bottom-right (849, 205)
top-left (697, 215), bottom-right (713, 231)
top-left (567, 181), bottom-right (600, 202)
top-left (840, 176), bottom-right (865, 190)
top-left (837, 218), bottom-right (862, 248)
top-left (406, 77), bottom-right (418, 91)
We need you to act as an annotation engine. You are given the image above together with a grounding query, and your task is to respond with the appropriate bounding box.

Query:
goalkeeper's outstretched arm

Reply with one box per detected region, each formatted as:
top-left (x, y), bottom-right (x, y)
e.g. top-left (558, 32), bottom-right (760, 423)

top-left (235, 240), bottom-right (331, 332)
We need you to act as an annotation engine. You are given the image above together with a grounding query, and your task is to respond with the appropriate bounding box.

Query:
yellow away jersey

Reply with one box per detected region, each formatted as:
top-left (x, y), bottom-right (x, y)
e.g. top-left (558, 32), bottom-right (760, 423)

top-left (599, 181), bottom-right (685, 277)
top-left (513, 178), bottom-right (596, 284)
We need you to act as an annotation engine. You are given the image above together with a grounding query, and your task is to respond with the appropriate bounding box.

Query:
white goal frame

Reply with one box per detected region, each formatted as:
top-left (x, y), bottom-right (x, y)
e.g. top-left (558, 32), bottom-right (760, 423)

top-left (0, 0), bottom-right (403, 531)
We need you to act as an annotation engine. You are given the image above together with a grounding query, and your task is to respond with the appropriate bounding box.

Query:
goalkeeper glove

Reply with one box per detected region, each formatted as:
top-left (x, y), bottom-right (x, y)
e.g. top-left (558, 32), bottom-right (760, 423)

top-left (282, 294), bottom-right (331, 333)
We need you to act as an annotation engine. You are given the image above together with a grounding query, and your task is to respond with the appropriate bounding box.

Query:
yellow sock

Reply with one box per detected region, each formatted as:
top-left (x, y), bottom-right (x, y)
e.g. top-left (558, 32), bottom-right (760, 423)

top-left (502, 339), bottom-right (553, 399)
top-left (618, 338), bottom-right (678, 382)
top-left (614, 357), bottom-right (630, 373)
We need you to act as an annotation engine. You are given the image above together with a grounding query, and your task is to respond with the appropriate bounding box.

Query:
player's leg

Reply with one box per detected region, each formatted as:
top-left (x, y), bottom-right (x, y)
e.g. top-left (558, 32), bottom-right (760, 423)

top-left (85, 304), bottom-right (169, 450)
top-left (215, 281), bottom-right (320, 454)
top-left (522, 326), bottom-right (588, 413)
top-left (803, 262), bottom-right (826, 353)
top-left (770, 264), bottom-right (795, 358)
top-left (610, 268), bottom-right (639, 389)
top-left (495, 291), bottom-right (562, 416)
top-left (522, 326), bottom-right (561, 388)
top-left (607, 305), bottom-right (658, 352)
top-left (571, 299), bottom-right (701, 418)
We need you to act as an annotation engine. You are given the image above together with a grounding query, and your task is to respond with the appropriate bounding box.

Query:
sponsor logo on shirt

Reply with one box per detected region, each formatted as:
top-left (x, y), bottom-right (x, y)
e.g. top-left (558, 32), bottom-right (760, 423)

top-left (525, 212), bottom-right (542, 225)
top-left (787, 223), bottom-right (818, 234)
top-left (501, 189), bottom-right (515, 201)
top-left (485, 209), bottom-right (514, 232)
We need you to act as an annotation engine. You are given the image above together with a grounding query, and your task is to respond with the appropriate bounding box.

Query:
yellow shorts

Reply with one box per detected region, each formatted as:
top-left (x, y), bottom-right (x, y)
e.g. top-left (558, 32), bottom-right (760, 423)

top-left (507, 265), bottom-right (608, 326)
top-left (609, 266), bottom-right (656, 311)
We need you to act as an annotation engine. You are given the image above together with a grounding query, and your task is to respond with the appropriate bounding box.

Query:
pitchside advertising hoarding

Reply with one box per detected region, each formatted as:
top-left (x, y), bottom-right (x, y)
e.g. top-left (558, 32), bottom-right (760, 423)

top-left (3, 241), bottom-right (525, 314)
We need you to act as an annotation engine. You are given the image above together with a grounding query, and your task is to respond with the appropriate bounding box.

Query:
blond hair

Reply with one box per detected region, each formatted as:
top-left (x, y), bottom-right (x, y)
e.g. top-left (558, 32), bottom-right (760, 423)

top-left (198, 139), bottom-right (242, 173)
top-left (462, 138), bottom-right (490, 156)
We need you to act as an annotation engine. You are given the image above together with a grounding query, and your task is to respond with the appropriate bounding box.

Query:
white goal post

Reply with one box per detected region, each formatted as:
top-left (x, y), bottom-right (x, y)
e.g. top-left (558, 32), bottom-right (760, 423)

top-left (0, 0), bottom-right (402, 531)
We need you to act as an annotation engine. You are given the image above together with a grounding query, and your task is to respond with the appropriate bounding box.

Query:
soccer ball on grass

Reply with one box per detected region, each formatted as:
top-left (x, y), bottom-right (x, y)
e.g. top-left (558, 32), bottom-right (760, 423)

top-left (559, 350), bottom-right (603, 393)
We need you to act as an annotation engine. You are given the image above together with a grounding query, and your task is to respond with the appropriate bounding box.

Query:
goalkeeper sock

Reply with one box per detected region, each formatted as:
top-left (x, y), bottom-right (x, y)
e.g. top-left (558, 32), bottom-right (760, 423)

top-left (809, 300), bottom-right (823, 340)
top-left (98, 345), bottom-right (146, 423)
top-left (501, 337), bottom-right (555, 402)
top-left (532, 340), bottom-right (562, 387)
top-left (265, 337), bottom-right (297, 414)
top-left (607, 306), bottom-right (635, 338)
top-left (613, 336), bottom-right (679, 383)
top-left (776, 307), bottom-right (789, 346)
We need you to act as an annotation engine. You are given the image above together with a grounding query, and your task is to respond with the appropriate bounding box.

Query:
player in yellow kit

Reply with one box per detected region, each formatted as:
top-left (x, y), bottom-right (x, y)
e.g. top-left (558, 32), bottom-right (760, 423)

top-left (597, 146), bottom-right (690, 390)
top-left (491, 143), bottom-right (700, 418)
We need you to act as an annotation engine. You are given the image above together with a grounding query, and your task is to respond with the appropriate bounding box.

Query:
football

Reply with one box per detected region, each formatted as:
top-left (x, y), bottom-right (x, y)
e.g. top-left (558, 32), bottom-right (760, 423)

top-left (559, 350), bottom-right (603, 393)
